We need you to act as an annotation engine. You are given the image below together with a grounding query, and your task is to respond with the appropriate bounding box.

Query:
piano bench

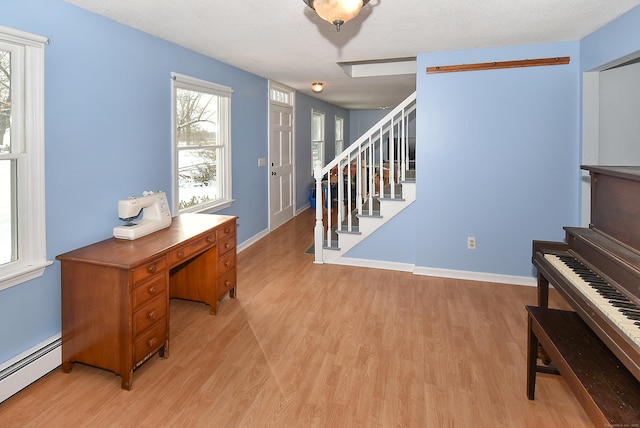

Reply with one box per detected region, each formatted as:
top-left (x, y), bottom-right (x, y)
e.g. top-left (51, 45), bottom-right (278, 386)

top-left (526, 305), bottom-right (640, 427)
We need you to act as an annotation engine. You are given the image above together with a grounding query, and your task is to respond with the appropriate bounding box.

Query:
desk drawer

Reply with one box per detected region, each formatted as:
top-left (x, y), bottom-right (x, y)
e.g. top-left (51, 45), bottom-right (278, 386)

top-left (217, 222), bottom-right (235, 240)
top-left (133, 320), bottom-right (166, 367)
top-left (217, 251), bottom-right (236, 275)
top-left (168, 232), bottom-right (216, 266)
top-left (133, 275), bottom-right (167, 310)
top-left (132, 257), bottom-right (166, 285)
top-left (218, 233), bottom-right (236, 257)
top-left (218, 268), bottom-right (236, 297)
top-left (133, 294), bottom-right (167, 336)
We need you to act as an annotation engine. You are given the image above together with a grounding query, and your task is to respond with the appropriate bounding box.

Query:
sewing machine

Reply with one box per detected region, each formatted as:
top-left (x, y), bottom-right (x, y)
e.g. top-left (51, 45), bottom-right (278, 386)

top-left (113, 191), bottom-right (172, 240)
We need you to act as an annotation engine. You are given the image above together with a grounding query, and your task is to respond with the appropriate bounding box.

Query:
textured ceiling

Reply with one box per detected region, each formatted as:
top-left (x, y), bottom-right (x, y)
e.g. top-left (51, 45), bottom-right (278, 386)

top-left (64, 0), bottom-right (639, 109)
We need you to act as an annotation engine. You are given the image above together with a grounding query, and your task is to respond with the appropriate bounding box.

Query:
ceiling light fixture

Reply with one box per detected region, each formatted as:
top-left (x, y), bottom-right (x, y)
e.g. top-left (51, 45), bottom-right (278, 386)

top-left (303, 0), bottom-right (370, 32)
top-left (311, 82), bottom-right (324, 93)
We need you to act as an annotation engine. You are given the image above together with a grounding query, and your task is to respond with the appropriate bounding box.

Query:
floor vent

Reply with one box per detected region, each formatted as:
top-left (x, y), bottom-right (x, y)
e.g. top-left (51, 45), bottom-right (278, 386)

top-left (0, 334), bottom-right (61, 403)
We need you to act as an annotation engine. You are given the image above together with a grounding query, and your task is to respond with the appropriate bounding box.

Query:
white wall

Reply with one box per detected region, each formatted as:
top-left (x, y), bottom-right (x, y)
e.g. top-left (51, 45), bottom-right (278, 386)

top-left (599, 61), bottom-right (640, 164)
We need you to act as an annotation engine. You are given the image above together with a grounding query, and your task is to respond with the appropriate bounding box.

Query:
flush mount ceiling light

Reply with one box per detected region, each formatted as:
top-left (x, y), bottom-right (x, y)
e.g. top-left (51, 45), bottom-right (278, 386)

top-left (303, 0), bottom-right (371, 32)
top-left (311, 82), bottom-right (324, 93)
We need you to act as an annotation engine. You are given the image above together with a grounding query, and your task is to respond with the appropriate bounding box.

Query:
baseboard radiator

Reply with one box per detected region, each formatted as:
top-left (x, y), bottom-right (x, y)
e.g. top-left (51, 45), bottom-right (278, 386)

top-left (0, 334), bottom-right (61, 403)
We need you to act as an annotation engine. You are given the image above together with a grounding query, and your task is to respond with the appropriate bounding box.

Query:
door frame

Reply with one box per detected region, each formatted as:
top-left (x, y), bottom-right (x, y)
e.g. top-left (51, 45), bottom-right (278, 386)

top-left (268, 81), bottom-right (296, 231)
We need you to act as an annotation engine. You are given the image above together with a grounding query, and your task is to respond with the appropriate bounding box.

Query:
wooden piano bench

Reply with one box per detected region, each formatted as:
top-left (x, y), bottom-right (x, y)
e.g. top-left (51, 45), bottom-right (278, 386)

top-left (526, 305), bottom-right (640, 427)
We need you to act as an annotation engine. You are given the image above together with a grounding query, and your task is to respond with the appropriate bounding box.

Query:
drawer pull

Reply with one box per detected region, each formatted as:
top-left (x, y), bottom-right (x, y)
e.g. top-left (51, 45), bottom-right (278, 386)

top-left (224, 227), bottom-right (231, 234)
top-left (147, 264), bottom-right (156, 274)
top-left (148, 337), bottom-right (157, 348)
top-left (206, 236), bottom-right (214, 243)
top-left (178, 250), bottom-right (185, 259)
top-left (225, 280), bottom-right (231, 287)
top-left (225, 242), bottom-right (231, 249)
top-left (148, 286), bottom-right (157, 295)
top-left (148, 311), bottom-right (157, 320)
top-left (225, 261), bottom-right (231, 268)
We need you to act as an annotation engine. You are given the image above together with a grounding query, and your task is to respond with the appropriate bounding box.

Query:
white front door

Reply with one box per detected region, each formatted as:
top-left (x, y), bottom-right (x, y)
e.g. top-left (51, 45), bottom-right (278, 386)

top-left (269, 95), bottom-right (295, 230)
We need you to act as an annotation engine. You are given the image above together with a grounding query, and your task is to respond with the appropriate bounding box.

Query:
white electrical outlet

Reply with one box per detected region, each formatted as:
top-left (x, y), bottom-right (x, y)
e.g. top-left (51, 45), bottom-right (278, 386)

top-left (258, 157), bottom-right (266, 166)
top-left (467, 237), bottom-right (476, 250)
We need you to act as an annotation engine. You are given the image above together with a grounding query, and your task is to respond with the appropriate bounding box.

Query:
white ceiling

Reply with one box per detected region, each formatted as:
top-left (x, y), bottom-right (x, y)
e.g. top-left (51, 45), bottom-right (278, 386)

top-left (64, 0), bottom-right (639, 110)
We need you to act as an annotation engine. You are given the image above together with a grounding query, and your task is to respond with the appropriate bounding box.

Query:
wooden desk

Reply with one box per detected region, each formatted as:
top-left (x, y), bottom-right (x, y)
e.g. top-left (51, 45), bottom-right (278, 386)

top-left (56, 213), bottom-right (238, 390)
top-left (526, 306), bottom-right (640, 426)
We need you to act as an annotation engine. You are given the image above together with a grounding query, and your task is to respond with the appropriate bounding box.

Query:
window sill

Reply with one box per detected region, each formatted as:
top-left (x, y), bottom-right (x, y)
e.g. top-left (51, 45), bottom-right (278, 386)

top-left (181, 199), bottom-right (235, 215)
top-left (0, 260), bottom-right (53, 292)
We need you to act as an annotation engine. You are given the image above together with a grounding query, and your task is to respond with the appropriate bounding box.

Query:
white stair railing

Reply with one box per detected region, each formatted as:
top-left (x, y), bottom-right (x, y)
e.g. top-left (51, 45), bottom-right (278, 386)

top-left (314, 92), bottom-right (416, 264)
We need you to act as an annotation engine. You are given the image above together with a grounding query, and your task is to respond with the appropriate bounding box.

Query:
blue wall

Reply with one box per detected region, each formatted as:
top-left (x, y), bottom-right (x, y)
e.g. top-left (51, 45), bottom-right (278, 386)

top-left (349, 42), bottom-right (582, 276)
top-left (349, 5), bottom-right (640, 275)
top-left (0, 0), bottom-right (343, 365)
top-left (415, 42), bottom-right (582, 277)
top-left (295, 92), bottom-right (350, 210)
top-left (2, 0), bottom-right (640, 379)
top-left (349, 109), bottom-right (389, 142)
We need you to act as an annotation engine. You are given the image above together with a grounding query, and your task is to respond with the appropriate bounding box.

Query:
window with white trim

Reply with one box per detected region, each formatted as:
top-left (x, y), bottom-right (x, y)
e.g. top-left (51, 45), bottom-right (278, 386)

top-left (335, 115), bottom-right (344, 155)
top-left (171, 73), bottom-right (233, 213)
top-left (0, 26), bottom-right (49, 291)
top-left (311, 110), bottom-right (324, 174)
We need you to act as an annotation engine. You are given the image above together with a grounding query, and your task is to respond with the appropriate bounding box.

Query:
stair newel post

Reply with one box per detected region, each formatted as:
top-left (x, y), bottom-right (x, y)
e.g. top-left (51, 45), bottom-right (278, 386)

top-left (313, 165), bottom-right (324, 264)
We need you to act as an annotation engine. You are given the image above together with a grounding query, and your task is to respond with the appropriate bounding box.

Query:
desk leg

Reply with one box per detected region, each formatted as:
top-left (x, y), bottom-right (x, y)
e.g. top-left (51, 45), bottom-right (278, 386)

top-left (159, 341), bottom-right (168, 359)
top-left (121, 370), bottom-right (133, 391)
top-left (527, 311), bottom-right (538, 400)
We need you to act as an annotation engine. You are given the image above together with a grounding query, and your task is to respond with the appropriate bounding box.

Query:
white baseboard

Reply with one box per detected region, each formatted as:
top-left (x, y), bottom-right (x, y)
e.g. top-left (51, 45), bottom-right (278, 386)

top-left (413, 266), bottom-right (537, 287)
top-left (0, 334), bottom-right (61, 403)
top-left (329, 257), bottom-right (536, 287)
top-left (237, 228), bottom-right (269, 253)
top-left (330, 256), bottom-right (415, 272)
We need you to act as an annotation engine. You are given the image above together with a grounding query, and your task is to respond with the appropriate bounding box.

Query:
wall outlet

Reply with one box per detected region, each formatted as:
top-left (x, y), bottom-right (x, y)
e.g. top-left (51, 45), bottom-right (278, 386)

top-left (258, 157), bottom-right (266, 166)
top-left (467, 236), bottom-right (476, 250)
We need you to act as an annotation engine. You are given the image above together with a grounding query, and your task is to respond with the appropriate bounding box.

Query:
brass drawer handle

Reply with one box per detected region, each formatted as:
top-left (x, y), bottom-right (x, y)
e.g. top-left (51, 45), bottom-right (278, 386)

top-left (206, 236), bottom-right (214, 243)
top-left (224, 227), bottom-right (231, 234)
top-left (147, 264), bottom-right (156, 274)
top-left (225, 280), bottom-right (231, 287)
top-left (148, 337), bottom-right (157, 348)
top-left (148, 311), bottom-right (157, 320)
top-left (225, 242), bottom-right (231, 249)
top-left (225, 261), bottom-right (231, 268)
top-left (148, 286), bottom-right (157, 295)
top-left (178, 250), bottom-right (185, 259)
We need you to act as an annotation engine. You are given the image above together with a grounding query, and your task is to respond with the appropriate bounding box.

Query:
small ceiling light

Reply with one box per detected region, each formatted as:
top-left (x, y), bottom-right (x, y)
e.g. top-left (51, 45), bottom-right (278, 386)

top-left (311, 82), bottom-right (324, 93)
top-left (303, 0), bottom-right (370, 32)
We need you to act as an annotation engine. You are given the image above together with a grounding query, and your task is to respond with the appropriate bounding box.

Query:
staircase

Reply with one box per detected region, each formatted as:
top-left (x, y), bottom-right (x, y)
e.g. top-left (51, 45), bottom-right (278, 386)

top-left (313, 92), bottom-right (416, 264)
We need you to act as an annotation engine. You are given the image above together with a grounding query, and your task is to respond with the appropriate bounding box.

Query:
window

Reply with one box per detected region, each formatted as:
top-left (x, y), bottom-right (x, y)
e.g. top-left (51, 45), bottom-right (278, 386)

top-left (335, 115), bottom-right (344, 155)
top-left (171, 73), bottom-right (233, 213)
top-left (311, 110), bottom-right (325, 174)
top-left (0, 26), bottom-right (49, 291)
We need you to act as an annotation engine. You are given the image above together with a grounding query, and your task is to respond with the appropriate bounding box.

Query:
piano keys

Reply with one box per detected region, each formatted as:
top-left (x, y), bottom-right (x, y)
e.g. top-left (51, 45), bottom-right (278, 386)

top-left (542, 252), bottom-right (640, 347)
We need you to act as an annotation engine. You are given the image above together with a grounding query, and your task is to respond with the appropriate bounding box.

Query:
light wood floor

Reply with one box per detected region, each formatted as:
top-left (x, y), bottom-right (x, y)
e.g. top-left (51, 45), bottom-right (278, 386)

top-left (0, 209), bottom-right (592, 427)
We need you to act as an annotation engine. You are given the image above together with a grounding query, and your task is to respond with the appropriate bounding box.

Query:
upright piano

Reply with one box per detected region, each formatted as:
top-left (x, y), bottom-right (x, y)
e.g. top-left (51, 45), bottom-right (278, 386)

top-left (530, 165), bottom-right (640, 425)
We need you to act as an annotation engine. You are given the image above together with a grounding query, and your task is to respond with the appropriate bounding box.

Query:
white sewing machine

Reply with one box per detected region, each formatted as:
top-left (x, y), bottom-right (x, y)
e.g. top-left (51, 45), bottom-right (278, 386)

top-left (113, 191), bottom-right (172, 240)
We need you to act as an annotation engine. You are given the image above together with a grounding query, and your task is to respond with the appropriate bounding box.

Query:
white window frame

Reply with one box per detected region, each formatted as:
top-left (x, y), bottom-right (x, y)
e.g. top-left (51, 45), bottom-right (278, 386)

top-left (335, 115), bottom-right (344, 155)
top-left (0, 25), bottom-right (50, 291)
top-left (311, 109), bottom-right (325, 174)
top-left (171, 72), bottom-right (233, 214)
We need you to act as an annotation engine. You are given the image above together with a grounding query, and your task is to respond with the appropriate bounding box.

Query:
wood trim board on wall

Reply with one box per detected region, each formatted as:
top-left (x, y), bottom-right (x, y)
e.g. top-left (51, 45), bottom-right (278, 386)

top-left (426, 56), bottom-right (570, 74)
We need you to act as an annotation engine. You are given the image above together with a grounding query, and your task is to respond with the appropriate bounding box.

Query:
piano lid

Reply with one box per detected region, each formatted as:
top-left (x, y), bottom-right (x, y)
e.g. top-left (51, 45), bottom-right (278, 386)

top-left (582, 165), bottom-right (640, 254)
